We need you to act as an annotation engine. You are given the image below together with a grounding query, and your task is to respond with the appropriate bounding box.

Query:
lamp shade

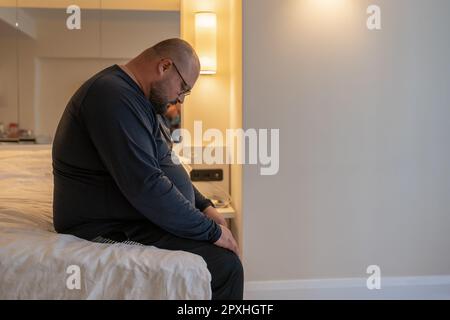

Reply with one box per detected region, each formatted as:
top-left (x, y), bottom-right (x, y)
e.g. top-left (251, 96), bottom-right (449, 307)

top-left (195, 12), bottom-right (217, 75)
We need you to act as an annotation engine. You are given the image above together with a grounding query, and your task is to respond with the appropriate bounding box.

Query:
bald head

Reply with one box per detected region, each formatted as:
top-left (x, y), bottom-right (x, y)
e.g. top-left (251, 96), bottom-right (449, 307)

top-left (142, 38), bottom-right (200, 87)
top-left (123, 38), bottom-right (200, 114)
top-left (151, 39), bottom-right (200, 74)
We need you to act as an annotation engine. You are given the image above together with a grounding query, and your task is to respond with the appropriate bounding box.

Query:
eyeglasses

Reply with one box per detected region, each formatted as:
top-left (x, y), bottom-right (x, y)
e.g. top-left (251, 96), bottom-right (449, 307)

top-left (172, 61), bottom-right (192, 97)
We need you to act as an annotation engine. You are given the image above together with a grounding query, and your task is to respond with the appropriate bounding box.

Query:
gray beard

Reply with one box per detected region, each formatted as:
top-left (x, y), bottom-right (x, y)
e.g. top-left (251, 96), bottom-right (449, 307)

top-left (149, 99), bottom-right (169, 115)
top-left (148, 82), bottom-right (177, 115)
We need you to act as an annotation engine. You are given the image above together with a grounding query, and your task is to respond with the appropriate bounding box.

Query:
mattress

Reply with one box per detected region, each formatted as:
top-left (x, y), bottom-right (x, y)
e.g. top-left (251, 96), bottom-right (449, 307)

top-left (0, 145), bottom-right (212, 299)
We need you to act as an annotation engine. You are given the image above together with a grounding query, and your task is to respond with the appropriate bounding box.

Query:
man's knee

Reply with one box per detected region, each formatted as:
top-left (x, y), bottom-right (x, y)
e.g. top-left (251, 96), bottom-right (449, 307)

top-left (217, 250), bottom-right (244, 283)
top-left (228, 252), bottom-right (244, 279)
top-left (209, 249), bottom-right (244, 300)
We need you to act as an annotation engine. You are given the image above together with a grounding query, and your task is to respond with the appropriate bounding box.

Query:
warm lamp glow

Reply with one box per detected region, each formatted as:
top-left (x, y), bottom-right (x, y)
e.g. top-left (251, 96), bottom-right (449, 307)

top-left (195, 12), bottom-right (217, 75)
top-left (308, 0), bottom-right (349, 11)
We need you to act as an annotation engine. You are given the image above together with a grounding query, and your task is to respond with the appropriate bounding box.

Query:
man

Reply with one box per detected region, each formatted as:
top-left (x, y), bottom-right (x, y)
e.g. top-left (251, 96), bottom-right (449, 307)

top-left (160, 102), bottom-right (182, 145)
top-left (165, 103), bottom-right (181, 132)
top-left (52, 38), bottom-right (243, 300)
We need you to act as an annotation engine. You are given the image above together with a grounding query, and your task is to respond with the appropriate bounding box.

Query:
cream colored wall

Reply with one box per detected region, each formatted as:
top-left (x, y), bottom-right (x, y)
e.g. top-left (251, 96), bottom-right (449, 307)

top-left (180, 0), bottom-right (243, 250)
top-left (243, 0), bottom-right (450, 282)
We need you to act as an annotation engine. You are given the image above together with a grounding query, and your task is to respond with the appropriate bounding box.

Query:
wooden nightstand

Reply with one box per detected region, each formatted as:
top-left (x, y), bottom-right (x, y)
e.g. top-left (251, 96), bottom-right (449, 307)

top-left (216, 205), bottom-right (236, 220)
top-left (216, 205), bottom-right (236, 234)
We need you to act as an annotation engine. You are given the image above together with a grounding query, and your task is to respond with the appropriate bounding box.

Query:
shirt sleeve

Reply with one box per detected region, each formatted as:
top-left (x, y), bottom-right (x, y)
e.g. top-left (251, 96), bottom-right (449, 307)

top-left (193, 184), bottom-right (215, 212)
top-left (80, 79), bottom-right (222, 243)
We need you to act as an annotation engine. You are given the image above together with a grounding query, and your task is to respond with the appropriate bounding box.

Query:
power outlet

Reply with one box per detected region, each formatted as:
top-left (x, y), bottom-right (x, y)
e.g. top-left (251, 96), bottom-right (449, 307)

top-left (190, 169), bottom-right (223, 182)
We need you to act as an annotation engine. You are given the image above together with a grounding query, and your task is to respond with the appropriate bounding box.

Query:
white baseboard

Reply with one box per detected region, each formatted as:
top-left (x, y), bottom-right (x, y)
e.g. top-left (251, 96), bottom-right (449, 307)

top-left (244, 275), bottom-right (450, 300)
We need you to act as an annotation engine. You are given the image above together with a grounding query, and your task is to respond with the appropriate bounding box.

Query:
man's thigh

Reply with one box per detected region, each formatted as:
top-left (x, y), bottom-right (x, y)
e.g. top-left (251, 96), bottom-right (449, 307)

top-left (119, 220), bottom-right (238, 268)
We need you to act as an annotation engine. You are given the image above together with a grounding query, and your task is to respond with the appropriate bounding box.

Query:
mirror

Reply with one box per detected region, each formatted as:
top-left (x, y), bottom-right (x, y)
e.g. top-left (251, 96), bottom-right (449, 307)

top-left (1, 1), bottom-right (180, 143)
top-left (0, 1), bottom-right (19, 142)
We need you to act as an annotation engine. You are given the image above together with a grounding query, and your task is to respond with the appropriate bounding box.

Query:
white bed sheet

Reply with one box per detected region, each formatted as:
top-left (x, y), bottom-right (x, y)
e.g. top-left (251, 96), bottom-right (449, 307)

top-left (0, 145), bottom-right (212, 299)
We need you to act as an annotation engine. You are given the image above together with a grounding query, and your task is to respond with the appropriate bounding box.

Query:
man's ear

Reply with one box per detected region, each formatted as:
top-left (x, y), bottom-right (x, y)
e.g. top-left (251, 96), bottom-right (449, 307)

top-left (158, 58), bottom-right (172, 75)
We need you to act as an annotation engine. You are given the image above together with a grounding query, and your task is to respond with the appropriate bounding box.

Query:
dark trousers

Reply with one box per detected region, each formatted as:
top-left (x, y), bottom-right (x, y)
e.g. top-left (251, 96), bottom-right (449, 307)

top-left (100, 221), bottom-right (244, 300)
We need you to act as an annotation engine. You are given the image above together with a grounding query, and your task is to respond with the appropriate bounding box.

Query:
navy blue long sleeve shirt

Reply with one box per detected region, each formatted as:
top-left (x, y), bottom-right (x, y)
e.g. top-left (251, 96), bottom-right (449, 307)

top-left (52, 65), bottom-right (221, 243)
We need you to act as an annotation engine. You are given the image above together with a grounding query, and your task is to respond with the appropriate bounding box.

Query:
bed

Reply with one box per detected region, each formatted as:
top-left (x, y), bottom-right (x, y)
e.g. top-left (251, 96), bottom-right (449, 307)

top-left (0, 145), bottom-right (212, 299)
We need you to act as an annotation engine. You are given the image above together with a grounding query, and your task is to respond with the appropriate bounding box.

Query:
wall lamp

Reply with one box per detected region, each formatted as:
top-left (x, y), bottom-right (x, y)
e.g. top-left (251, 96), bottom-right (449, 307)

top-left (195, 12), bottom-right (217, 75)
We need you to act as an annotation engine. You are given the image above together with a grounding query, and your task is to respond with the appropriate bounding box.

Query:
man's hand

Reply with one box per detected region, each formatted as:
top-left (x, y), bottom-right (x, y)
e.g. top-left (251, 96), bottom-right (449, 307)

top-left (203, 205), bottom-right (228, 227)
top-left (204, 206), bottom-right (240, 258)
top-left (214, 224), bottom-right (240, 258)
